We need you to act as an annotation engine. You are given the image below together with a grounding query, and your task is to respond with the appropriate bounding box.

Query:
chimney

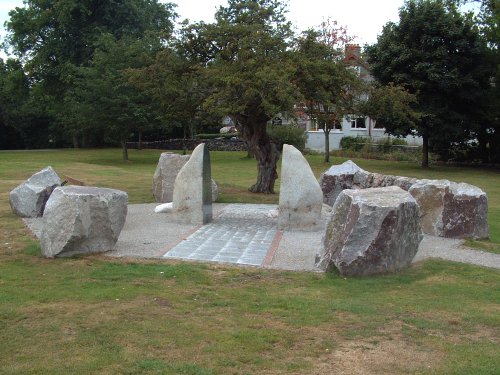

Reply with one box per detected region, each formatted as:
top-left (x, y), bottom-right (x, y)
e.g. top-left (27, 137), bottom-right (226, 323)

top-left (345, 44), bottom-right (361, 60)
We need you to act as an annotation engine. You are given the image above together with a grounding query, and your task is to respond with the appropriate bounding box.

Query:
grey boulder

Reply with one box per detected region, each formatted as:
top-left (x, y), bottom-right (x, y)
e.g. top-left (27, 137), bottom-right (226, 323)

top-left (409, 179), bottom-right (488, 239)
top-left (319, 160), bottom-right (368, 206)
top-left (278, 144), bottom-right (323, 230)
top-left (152, 152), bottom-right (218, 203)
top-left (9, 166), bottom-right (62, 217)
top-left (172, 143), bottom-right (213, 224)
top-left (316, 186), bottom-right (423, 276)
top-left (41, 186), bottom-right (128, 257)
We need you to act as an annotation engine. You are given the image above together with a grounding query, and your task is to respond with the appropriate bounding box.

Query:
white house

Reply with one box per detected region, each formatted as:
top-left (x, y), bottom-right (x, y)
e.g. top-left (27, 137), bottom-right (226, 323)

top-left (275, 44), bottom-right (423, 152)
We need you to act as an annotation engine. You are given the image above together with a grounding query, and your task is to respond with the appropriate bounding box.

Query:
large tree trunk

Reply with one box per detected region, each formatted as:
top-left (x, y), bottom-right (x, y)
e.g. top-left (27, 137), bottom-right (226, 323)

top-left (236, 112), bottom-right (279, 194)
top-left (421, 132), bottom-right (429, 168)
top-left (137, 129), bottom-right (143, 150)
top-left (121, 137), bottom-right (129, 161)
top-left (323, 128), bottom-right (331, 163)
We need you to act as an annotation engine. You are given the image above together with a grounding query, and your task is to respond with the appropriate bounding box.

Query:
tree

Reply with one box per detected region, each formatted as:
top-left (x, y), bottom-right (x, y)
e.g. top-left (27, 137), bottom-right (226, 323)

top-left (366, 0), bottom-right (492, 167)
top-left (0, 58), bottom-right (52, 149)
top-left (126, 47), bottom-right (211, 154)
top-left (357, 83), bottom-right (421, 137)
top-left (180, 0), bottom-right (298, 193)
top-left (69, 34), bottom-right (161, 160)
top-left (5, 0), bottom-right (176, 150)
top-left (294, 22), bottom-right (360, 163)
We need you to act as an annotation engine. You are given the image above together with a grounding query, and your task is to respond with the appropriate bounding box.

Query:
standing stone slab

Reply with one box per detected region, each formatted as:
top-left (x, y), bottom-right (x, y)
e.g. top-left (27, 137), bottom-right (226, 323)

top-left (409, 180), bottom-right (488, 239)
top-left (278, 144), bottom-right (323, 230)
top-left (316, 186), bottom-right (422, 276)
top-left (41, 186), bottom-right (128, 258)
top-left (152, 153), bottom-right (190, 202)
top-left (319, 160), bottom-right (368, 206)
top-left (9, 166), bottom-right (62, 218)
top-left (152, 152), bottom-right (219, 203)
top-left (172, 143), bottom-right (212, 224)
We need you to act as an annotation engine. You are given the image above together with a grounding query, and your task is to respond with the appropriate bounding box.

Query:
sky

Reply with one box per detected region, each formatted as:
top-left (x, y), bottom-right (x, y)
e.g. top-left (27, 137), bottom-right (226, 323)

top-left (0, 0), bottom-right (479, 58)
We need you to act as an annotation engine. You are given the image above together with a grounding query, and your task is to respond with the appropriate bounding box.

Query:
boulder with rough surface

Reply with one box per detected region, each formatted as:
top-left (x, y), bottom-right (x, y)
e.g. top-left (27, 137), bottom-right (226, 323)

top-left (9, 166), bottom-right (62, 218)
top-left (319, 160), bottom-right (368, 206)
top-left (278, 144), bottom-right (323, 230)
top-left (316, 186), bottom-right (423, 276)
top-left (172, 143), bottom-right (212, 224)
top-left (409, 179), bottom-right (488, 239)
top-left (319, 160), bottom-right (420, 206)
top-left (152, 152), bottom-right (219, 203)
top-left (41, 186), bottom-right (128, 257)
top-left (152, 153), bottom-right (190, 202)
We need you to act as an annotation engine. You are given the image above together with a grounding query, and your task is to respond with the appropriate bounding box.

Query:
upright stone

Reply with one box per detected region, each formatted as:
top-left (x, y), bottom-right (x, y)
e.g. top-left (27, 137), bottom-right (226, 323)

top-left (172, 143), bottom-right (212, 224)
top-left (319, 160), bottom-right (368, 206)
top-left (9, 166), bottom-right (62, 218)
top-left (153, 152), bottom-right (219, 203)
top-left (316, 186), bottom-right (422, 276)
top-left (152, 153), bottom-right (190, 202)
top-left (409, 179), bottom-right (488, 239)
top-left (278, 144), bottom-right (323, 230)
top-left (41, 186), bottom-right (128, 257)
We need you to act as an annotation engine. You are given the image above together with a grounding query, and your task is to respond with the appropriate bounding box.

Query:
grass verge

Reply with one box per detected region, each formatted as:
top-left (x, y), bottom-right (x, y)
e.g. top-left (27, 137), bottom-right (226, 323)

top-left (0, 148), bottom-right (499, 374)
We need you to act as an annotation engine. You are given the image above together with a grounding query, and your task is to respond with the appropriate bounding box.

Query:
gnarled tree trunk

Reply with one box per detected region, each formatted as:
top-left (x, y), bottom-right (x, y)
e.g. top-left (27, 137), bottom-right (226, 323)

top-left (421, 132), bottom-right (429, 168)
top-left (236, 111), bottom-right (279, 194)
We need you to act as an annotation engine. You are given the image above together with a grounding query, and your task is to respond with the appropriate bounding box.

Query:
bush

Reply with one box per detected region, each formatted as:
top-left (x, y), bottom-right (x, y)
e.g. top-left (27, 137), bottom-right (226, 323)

top-left (340, 136), bottom-right (369, 151)
top-left (267, 124), bottom-right (307, 152)
top-left (195, 133), bottom-right (239, 140)
top-left (375, 137), bottom-right (408, 153)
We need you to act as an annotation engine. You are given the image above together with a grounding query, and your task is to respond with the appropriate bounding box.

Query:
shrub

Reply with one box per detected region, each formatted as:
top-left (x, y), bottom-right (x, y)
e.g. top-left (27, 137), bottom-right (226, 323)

top-left (340, 136), bottom-right (369, 151)
top-left (267, 124), bottom-right (307, 152)
top-left (195, 133), bottom-right (239, 140)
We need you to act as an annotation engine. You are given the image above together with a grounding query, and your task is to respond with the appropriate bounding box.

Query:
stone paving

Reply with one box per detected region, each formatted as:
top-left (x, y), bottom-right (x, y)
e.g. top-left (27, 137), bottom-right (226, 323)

top-left (163, 204), bottom-right (279, 266)
top-left (23, 203), bottom-right (500, 271)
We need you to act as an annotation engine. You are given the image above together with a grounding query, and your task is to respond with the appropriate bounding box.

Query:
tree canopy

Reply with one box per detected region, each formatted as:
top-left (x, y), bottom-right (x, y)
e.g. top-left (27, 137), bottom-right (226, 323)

top-left (5, 0), bottom-right (177, 157)
top-left (2, 0), bottom-right (498, 172)
top-left (366, 0), bottom-right (493, 166)
top-left (294, 23), bottom-right (360, 163)
top-left (178, 0), bottom-right (298, 193)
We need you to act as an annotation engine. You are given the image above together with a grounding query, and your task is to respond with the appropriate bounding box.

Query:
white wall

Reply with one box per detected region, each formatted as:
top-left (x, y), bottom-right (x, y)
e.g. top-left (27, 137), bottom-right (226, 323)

top-left (306, 117), bottom-right (422, 152)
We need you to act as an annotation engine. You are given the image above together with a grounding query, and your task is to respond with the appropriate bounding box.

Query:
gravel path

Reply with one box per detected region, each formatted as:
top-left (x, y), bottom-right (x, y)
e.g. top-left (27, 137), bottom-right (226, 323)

top-left (24, 203), bottom-right (500, 271)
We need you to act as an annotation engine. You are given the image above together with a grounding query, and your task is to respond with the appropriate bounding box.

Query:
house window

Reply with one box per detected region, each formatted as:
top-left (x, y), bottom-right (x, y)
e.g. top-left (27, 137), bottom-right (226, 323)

top-left (332, 120), bottom-right (342, 130)
top-left (316, 119), bottom-right (342, 131)
top-left (351, 117), bottom-right (366, 129)
top-left (374, 121), bottom-right (385, 129)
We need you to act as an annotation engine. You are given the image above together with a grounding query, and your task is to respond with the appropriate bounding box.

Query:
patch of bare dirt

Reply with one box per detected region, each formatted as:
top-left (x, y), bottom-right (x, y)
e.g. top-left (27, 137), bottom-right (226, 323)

top-left (302, 321), bottom-right (443, 375)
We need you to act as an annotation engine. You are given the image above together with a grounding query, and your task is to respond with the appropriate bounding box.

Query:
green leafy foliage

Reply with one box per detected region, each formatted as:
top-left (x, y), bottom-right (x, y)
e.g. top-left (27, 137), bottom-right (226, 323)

top-left (339, 135), bottom-right (370, 151)
top-left (267, 124), bottom-right (307, 151)
top-left (366, 0), bottom-right (494, 167)
top-left (294, 25), bottom-right (361, 162)
top-left (357, 83), bottom-right (420, 137)
top-left (5, 0), bottom-right (177, 152)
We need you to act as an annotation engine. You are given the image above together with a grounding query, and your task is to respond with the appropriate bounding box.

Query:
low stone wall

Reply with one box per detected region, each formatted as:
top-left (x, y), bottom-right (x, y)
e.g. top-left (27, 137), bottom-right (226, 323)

top-left (127, 138), bottom-right (247, 152)
top-left (319, 160), bottom-right (489, 239)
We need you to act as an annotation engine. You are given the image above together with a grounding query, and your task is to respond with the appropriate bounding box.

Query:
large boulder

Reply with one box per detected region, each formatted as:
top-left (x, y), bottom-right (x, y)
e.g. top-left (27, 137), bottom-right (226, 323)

top-left (316, 186), bottom-right (423, 276)
top-left (278, 144), bottom-right (323, 230)
top-left (319, 160), bottom-right (368, 206)
top-left (9, 166), bottom-right (62, 218)
top-left (409, 180), bottom-right (488, 239)
top-left (152, 152), bottom-right (218, 203)
top-left (41, 186), bottom-right (128, 258)
top-left (319, 160), bottom-right (420, 207)
top-left (172, 143), bottom-right (212, 224)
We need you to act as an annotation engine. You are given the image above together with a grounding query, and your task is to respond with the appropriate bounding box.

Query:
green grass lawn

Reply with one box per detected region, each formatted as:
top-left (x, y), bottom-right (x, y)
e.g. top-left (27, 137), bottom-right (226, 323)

top-left (0, 148), bottom-right (499, 374)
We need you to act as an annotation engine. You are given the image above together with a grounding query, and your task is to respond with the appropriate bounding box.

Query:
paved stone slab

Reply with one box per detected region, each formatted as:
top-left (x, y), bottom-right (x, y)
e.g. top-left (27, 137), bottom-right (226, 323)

top-left (23, 203), bottom-right (500, 271)
top-left (164, 204), bottom-right (277, 266)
